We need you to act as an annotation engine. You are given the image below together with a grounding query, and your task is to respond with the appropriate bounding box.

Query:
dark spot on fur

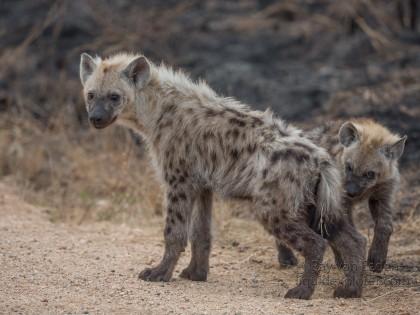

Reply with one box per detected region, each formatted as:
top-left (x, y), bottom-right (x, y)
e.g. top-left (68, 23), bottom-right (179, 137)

top-left (232, 129), bottom-right (240, 139)
top-left (179, 176), bottom-right (185, 183)
top-left (165, 226), bottom-right (172, 235)
top-left (271, 149), bottom-right (310, 164)
top-left (176, 212), bottom-right (184, 223)
top-left (211, 152), bottom-right (217, 163)
top-left (168, 207), bottom-right (173, 214)
top-left (179, 192), bottom-right (187, 200)
top-left (169, 176), bottom-right (177, 185)
top-left (206, 109), bottom-right (218, 117)
top-left (288, 235), bottom-right (297, 244)
top-left (225, 108), bottom-right (246, 118)
top-left (285, 224), bottom-right (295, 233)
top-left (170, 218), bottom-right (175, 225)
top-left (230, 149), bottom-right (239, 159)
top-left (247, 144), bottom-right (256, 154)
top-left (273, 216), bottom-right (280, 224)
top-left (252, 117), bottom-right (263, 126)
top-left (274, 227), bottom-right (281, 235)
top-left (229, 118), bottom-right (246, 127)
top-left (203, 131), bottom-right (215, 140)
top-left (293, 142), bottom-right (314, 153)
top-left (171, 195), bottom-right (179, 203)
top-left (262, 169), bottom-right (268, 179)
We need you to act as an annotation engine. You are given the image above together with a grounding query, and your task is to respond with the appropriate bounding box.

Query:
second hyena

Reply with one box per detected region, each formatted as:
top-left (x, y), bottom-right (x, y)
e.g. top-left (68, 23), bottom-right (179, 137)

top-left (277, 119), bottom-right (406, 273)
top-left (79, 52), bottom-right (366, 299)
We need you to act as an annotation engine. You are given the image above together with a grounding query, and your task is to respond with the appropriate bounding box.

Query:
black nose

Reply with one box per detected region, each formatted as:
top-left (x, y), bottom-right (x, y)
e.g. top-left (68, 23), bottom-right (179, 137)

top-left (345, 181), bottom-right (361, 198)
top-left (89, 115), bottom-right (104, 125)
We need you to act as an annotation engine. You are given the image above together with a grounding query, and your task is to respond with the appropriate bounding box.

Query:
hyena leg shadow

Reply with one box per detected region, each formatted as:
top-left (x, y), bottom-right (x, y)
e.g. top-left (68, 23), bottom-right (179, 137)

top-left (139, 187), bottom-right (195, 282)
top-left (276, 240), bottom-right (298, 267)
top-left (328, 220), bottom-right (366, 298)
top-left (180, 189), bottom-right (213, 281)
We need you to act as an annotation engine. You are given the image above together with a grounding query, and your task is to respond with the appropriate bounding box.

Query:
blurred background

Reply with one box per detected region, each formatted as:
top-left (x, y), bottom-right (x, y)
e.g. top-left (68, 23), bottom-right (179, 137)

top-left (1, 0), bottom-right (420, 225)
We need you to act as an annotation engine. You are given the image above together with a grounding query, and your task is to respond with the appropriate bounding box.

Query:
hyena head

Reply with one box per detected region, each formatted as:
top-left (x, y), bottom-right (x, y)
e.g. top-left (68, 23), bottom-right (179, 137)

top-left (79, 53), bottom-right (151, 129)
top-left (338, 119), bottom-right (407, 199)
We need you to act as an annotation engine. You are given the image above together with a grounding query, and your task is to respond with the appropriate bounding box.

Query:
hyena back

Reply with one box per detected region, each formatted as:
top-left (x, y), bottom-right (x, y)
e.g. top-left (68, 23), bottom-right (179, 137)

top-left (79, 52), bottom-right (366, 299)
top-left (277, 119), bottom-right (406, 273)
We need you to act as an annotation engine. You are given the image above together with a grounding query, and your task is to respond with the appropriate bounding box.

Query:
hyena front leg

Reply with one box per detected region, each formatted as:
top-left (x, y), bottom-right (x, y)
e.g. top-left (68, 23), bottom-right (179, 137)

top-left (275, 240), bottom-right (298, 267)
top-left (180, 189), bottom-right (213, 281)
top-left (368, 192), bottom-right (393, 273)
top-left (139, 187), bottom-right (195, 282)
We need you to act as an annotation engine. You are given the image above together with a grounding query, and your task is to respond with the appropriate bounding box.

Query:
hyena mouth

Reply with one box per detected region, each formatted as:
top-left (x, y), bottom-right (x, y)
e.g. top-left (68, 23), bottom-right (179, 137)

top-left (92, 116), bottom-right (118, 129)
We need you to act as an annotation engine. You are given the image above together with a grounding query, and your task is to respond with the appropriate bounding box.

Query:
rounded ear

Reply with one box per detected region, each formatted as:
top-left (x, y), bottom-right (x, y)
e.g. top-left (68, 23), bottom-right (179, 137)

top-left (123, 56), bottom-right (150, 88)
top-left (80, 53), bottom-right (98, 85)
top-left (339, 122), bottom-right (359, 147)
top-left (380, 135), bottom-right (407, 160)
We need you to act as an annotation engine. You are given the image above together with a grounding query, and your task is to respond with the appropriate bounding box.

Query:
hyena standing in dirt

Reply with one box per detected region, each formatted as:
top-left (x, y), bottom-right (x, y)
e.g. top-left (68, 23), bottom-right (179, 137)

top-left (276, 119), bottom-right (406, 273)
top-left (79, 52), bottom-right (366, 299)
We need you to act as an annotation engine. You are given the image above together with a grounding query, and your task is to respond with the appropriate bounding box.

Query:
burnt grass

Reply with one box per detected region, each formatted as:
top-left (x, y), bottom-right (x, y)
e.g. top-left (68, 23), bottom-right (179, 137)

top-left (0, 0), bottom-right (420, 222)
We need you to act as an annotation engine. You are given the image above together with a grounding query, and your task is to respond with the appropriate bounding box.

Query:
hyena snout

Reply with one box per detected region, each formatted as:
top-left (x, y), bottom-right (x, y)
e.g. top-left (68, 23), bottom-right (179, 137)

top-left (345, 180), bottom-right (363, 198)
top-left (88, 105), bottom-right (117, 129)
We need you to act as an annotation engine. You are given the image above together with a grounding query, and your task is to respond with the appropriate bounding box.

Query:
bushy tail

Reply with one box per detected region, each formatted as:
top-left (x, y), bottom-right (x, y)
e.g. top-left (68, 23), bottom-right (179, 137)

top-left (316, 159), bottom-right (343, 235)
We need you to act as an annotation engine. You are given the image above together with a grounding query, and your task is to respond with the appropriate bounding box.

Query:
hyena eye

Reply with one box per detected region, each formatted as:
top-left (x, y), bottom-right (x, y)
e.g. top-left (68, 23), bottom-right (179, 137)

top-left (364, 171), bottom-right (376, 180)
top-left (345, 162), bottom-right (353, 173)
top-left (109, 93), bottom-right (121, 102)
top-left (87, 92), bottom-right (95, 101)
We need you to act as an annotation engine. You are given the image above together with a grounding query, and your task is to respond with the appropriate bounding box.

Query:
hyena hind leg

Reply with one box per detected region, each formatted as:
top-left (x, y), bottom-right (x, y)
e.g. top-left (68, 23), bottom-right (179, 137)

top-left (278, 223), bottom-right (327, 300)
top-left (180, 189), bottom-right (213, 281)
top-left (328, 220), bottom-right (366, 298)
top-left (275, 240), bottom-right (298, 267)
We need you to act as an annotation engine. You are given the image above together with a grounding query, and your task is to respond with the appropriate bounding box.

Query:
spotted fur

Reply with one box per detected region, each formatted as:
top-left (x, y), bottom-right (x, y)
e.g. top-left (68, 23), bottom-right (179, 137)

top-left (79, 52), bottom-right (366, 299)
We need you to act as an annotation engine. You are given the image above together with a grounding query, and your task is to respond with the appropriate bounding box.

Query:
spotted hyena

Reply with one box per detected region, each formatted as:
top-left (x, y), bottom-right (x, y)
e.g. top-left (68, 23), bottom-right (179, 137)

top-left (277, 119), bottom-right (406, 273)
top-left (79, 52), bottom-right (366, 299)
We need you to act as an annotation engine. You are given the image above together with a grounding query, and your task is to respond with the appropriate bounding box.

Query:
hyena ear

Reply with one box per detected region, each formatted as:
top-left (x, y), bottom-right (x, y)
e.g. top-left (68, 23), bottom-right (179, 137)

top-left (339, 122), bottom-right (359, 147)
top-left (80, 53), bottom-right (98, 85)
top-left (380, 135), bottom-right (407, 160)
top-left (123, 56), bottom-right (150, 88)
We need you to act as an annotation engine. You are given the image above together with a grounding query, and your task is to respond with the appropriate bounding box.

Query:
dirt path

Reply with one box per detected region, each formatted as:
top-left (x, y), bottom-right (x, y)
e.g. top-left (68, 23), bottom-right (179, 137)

top-left (1, 183), bottom-right (420, 315)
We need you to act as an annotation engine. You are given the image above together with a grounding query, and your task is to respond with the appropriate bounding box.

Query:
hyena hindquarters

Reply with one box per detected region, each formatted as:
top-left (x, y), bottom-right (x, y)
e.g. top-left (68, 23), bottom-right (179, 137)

top-left (79, 52), bottom-right (366, 299)
top-left (250, 144), bottom-right (366, 299)
top-left (276, 119), bottom-right (406, 274)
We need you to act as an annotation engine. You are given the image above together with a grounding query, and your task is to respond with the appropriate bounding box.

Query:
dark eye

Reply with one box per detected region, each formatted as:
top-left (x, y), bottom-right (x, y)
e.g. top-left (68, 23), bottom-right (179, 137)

top-left (345, 163), bottom-right (353, 173)
top-left (109, 93), bottom-right (120, 102)
top-left (87, 92), bottom-right (95, 101)
top-left (364, 171), bottom-right (376, 180)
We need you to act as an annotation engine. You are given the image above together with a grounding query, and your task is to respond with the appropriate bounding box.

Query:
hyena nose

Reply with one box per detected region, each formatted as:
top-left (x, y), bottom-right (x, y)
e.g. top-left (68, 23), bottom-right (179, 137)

top-left (345, 182), bottom-right (361, 198)
top-left (89, 115), bottom-right (104, 125)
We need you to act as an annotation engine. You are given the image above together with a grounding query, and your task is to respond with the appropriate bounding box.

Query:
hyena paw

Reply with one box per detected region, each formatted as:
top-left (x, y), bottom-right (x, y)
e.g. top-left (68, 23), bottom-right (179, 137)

top-left (138, 266), bottom-right (172, 282)
top-left (368, 249), bottom-right (386, 273)
top-left (179, 266), bottom-right (208, 281)
top-left (278, 252), bottom-right (298, 267)
top-left (333, 285), bottom-right (361, 298)
top-left (284, 285), bottom-right (312, 300)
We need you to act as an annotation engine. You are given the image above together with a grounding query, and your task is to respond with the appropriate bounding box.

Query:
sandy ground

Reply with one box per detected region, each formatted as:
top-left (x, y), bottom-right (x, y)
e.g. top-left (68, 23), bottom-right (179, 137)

top-left (1, 182), bottom-right (420, 315)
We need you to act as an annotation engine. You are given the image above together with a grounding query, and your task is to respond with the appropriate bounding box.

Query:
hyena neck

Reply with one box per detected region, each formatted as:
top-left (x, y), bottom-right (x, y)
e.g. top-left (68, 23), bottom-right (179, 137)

top-left (133, 63), bottom-right (219, 137)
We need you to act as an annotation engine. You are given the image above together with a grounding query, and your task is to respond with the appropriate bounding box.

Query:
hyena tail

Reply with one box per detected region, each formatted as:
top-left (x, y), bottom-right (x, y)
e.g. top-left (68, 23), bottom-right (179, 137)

top-left (316, 159), bottom-right (343, 235)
